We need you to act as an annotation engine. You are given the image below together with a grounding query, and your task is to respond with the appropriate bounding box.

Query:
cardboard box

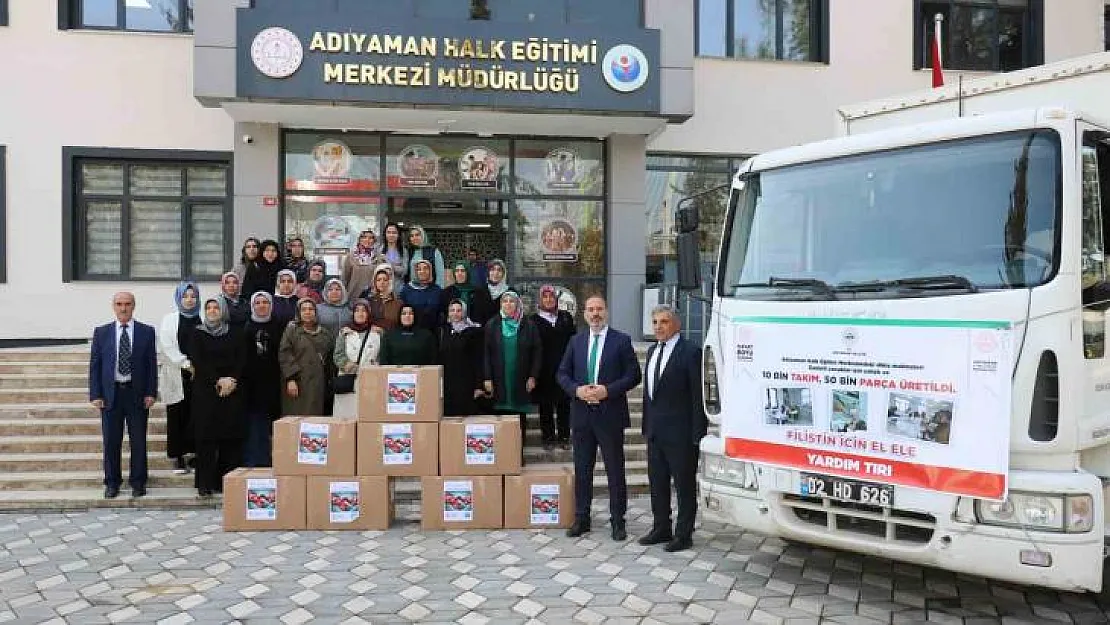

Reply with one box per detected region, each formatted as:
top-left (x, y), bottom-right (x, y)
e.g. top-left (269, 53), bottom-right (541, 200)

top-left (439, 416), bottom-right (522, 476)
top-left (358, 366), bottom-right (443, 422)
top-left (356, 422), bottom-right (439, 477)
top-left (504, 467), bottom-right (577, 529)
top-left (272, 417), bottom-right (357, 476)
top-left (420, 476), bottom-right (503, 530)
top-left (306, 476), bottom-right (391, 531)
top-left (222, 468), bottom-right (306, 531)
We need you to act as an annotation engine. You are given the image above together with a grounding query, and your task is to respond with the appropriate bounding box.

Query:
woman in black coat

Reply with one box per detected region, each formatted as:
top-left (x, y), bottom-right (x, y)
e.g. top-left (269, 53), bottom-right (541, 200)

top-left (484, 291), bottom-right (542, 451)
top-left (530, 285), bottom-right (577, 450)
top-left (241, 292), bottom-right (286, 468)
top-left (190, 297), bottom-right (247, 497)
top-left (438, 299), bottom-right (486, 416)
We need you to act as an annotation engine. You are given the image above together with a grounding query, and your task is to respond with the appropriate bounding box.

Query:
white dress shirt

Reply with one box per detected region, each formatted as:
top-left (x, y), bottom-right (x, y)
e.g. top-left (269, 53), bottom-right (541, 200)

top-left (115, 320), bottom-right (133, 383)
top-left (647, 333), bottom-right (680, 399)
top-left (587, 326), bottom-right (608, 383)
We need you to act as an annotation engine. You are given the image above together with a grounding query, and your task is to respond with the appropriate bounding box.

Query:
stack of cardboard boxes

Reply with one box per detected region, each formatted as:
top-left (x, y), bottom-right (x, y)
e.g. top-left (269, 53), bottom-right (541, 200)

top-left (223, 365), bottom-right (575, 532)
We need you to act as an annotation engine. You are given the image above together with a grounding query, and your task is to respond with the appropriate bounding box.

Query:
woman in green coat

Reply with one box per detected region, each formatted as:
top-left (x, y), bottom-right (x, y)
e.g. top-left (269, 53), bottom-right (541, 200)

top-left (379, 304), bottom-right (437, 365)
top-left (484, 291), bottom-right (542, 451)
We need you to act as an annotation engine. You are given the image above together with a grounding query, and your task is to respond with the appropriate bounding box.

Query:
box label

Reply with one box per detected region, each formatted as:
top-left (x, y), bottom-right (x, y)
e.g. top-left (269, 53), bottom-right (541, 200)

top-left (387, 373), bottom-right (418, 414)
top-left (246, 478), bottom-right (277, 521)
top-left (382, 423), bottom-right (414, 465)
top-left (443, 480), bottom-right (474, 522)
top-left (329, 481), bottom-right (361, 524)
top-left (298, 422), bottom-right (329, 465)
top-left (465, 423), bottom-right (496, 465)
top-left (530, 484), bottom-right (561, 525)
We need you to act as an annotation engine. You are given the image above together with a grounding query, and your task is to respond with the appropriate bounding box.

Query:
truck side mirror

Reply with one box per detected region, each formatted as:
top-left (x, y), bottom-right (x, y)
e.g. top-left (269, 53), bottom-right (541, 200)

top-left (677, 231), bottom-right (700, 291)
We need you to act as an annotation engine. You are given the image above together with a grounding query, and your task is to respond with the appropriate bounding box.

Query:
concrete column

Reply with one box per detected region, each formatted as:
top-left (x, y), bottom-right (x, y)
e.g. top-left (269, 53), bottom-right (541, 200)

top-left (606, 134), bottom-right (647, 336)
top-left (233, 122), bottom-right (280, 244)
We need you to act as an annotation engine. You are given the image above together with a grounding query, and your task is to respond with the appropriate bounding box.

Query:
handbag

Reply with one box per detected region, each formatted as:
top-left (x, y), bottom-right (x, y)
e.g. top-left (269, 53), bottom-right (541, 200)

top-left (333, 331), bottom-right (370, 394)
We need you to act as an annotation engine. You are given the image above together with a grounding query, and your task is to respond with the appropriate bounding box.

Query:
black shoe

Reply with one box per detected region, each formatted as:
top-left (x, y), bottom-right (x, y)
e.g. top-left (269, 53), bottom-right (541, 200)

top-left (566, 519), bottom-right (591, 537)
top-left (664, 536), bottom-right (693, 552)
top-left (559, 439), bottom-right (570, 451)
top-left (637, 527), bottom-right (673, 546)
top-left (611, 522), bottom-right (627, 542)
top-left (542, 441), bottom-right (554, 452)
top-left (198, 489), bottom-right (212, 498)
top-left (131, 486), bottom-right (146, 498)
top-left (104, 486), bottom-right (119, 499)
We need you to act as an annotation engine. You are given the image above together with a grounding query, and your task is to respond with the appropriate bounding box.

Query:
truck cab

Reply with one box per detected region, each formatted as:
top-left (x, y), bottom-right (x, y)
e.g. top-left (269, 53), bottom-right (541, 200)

top-left (679, 107), bottom-right (1110, 593)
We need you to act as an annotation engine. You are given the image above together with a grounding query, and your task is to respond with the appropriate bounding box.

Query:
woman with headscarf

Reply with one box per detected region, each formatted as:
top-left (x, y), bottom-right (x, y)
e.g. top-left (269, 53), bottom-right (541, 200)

top-left (157, 281), bottom-right (201, 474)
top-left (379, 304), bottom-right (437, 366)
top-left (401, 259), bottom-right (445, 332)
top-left (241, 292), bottom-right (285, 467)
top-left (232, 237), bottom-right (261, 284)
top-left (406, 225), bottom-right (448, 288)
top-left (480, 259), bottom-right (511, 324)
top-left (438, 299), bottom-right (485, 416)
top-left (242, 239), bottom-right (282, 298)
top-left (273, 269), bottom-right (299, 326)
top-left (317, 278), bottom-right (353, 335)
top-left (342, 229), bottom-right (385, 307)
top-left (360, 263), bottom-right (401, 333)
top-left (219, 272), bottom-right (250, 327)
top-left (484, 291), bottom-right (542, 450)
top-left (189, 297), bottom-right (247, 497)
top-left (285, 237), bottom-right (310, 283)
top-left (332, 299), bottom-right (381, 418)
top-left (381, 223), bottom-right (408, 294)
top-left (279, 299), bottom-right (337, 416)
top-left (441, 261), bottom-right (494, 326)
top-left (303, 260), bottom-right (328, 299)
top-left (531, 285), bottom-right (577, 450)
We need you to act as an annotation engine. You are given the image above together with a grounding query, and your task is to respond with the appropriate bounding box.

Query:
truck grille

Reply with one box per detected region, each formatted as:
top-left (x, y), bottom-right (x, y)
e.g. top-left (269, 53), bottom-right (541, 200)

top-left (780, 494), bottom-right (936, 545)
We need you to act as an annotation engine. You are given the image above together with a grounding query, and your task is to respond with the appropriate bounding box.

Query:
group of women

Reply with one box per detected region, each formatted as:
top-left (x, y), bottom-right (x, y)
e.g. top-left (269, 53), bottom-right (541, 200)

top-left (156, 224), bottom-right (578, 497)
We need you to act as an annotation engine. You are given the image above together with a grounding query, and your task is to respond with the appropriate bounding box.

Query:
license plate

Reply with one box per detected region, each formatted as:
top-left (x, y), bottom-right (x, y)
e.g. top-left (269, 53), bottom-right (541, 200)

top-left (800, 473), bottom-right (894, 507)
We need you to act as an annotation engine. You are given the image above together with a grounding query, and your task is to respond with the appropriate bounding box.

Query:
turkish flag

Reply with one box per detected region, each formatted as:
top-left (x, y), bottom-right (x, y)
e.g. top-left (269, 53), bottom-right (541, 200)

top-left (931, 21), bottom-right (944, 88)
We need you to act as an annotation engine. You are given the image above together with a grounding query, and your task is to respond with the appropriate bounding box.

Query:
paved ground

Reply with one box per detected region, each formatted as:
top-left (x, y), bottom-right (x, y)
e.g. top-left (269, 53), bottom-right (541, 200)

top-left (0, 499), bottom-right (1107, 624)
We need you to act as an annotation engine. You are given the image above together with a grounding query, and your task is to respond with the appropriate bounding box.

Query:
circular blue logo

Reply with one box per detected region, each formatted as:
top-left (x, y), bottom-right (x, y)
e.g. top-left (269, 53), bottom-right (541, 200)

top-left (602, 44), bottom-right (649, 93)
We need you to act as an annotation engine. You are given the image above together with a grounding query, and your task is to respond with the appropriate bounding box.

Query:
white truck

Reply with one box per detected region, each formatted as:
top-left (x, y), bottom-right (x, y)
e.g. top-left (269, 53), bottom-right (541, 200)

top-left (679, 51), bottom-right (1110, 594)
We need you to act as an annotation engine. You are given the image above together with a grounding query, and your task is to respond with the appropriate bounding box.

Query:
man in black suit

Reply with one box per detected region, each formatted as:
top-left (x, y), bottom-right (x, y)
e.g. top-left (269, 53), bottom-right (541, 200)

top-left (638, 305), bottom-right (707, 552)
top-left (557, 295), bottom-right (642, 541)
top-left (89, 292), bottom-right (158, 499)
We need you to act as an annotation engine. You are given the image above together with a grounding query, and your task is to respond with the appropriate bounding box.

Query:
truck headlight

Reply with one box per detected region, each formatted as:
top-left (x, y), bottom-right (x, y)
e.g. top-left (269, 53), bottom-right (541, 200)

top-left (975, 493), bottom-right (1093, 533)
top-left (700, 454), bottom-right (757, 490)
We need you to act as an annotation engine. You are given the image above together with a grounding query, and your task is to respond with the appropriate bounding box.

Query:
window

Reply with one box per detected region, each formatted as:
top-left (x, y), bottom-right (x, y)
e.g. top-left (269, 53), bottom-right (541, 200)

top-left (1081, 130), bottom-right (1110, 358)
top-left (645, 155), bottom-right (746, 285)
top-left (0, 146), bottom-right (6, 283)
top-left (62, 0), bottom-right (194, 33)
top-left (1105, 5), bottom-right (1110, 51)
top-left (0, 0), bottom-right (8, 27)
top-left (915, 0), bottom-right (1044, 72)
top-left (64, 150), bottom-right (231, 281)
top-left (696, 0), bottom-right (828, 63)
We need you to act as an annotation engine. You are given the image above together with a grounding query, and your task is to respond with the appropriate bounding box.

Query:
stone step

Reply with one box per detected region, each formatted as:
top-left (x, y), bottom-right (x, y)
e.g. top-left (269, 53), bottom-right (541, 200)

top-left (0, 452), bottom-right (180, 473)
top-left (0, 465), bottom-right (650, 513)
top-left (0, 434), bottom-right (169, 454)
top-left (0, 362), bottom-right (89, 375)
top-left (0, 469), bottom-right (196, 491)
top-left (0, 418), bottom-right (169, 437)
top-left (0, 350), bottom-right (91, 363)
top-left (0, 403), bottom-right (167, 419)
top-left (0, 388), bottom-right (90, 404)
top-left (0, 373), bottom-right (89, 389)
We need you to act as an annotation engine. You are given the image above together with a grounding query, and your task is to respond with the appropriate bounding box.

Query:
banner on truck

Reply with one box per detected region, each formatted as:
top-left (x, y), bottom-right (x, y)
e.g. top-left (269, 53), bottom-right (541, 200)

top-left (724, 317), bottom-right (1012, 500)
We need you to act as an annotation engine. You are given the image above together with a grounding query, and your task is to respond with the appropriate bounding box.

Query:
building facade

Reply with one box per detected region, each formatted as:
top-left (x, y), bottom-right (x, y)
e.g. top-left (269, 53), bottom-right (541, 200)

top-left (0, 0), bottom-right (1105, 339)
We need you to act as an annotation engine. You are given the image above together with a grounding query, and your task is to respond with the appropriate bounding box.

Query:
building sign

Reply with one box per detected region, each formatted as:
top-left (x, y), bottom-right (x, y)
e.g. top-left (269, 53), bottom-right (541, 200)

top-left (236, 5), bottom-right (661, 115)
top-left (722, 317), bottom-right (1013, 500)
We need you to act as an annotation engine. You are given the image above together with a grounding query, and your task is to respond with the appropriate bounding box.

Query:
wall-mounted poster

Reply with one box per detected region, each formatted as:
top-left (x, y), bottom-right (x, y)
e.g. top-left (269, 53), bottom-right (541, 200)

top-left (541, 218), bottom-right (578, 262)
top-left (311, 140), bottom-right (353, 184)
top-left (459, 146), bottom-right (499, 190)
top-left (398, 144), bottom-right (439, 188)
top-left (545, 147), bottom-right (580, 191)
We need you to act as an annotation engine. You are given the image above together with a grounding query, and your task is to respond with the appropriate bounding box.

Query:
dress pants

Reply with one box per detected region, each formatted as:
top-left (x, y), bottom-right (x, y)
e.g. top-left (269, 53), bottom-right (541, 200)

top-left (647, 440), bottom-right (699, 538)
top-left (242, 410), bottom-right (273, 468)
top-left (571, 418), bottom-right (627, 522)
top-left (538, 393), bottom-right (570, 442)
top-left (100, 383), bottom-right (149, 490)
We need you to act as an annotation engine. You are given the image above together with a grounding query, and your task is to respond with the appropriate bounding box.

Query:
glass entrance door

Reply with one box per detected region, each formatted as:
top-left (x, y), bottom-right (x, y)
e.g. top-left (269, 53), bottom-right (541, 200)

top-left (387, 196), bottom-right (508, 273)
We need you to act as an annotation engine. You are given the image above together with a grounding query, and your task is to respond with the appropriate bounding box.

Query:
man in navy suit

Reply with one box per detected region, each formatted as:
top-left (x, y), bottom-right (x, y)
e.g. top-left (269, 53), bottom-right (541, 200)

top-left (558, 295), bottom-right (642, 541)
top-left (637, 305), bottom-right (707, 552)
top-left (89, 292), bottom-right (158, 499)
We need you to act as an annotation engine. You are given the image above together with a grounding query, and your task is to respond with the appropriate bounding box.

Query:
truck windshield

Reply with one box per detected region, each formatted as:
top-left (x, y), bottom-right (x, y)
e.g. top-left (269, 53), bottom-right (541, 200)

top-left (718, 130), bottom-right (1061, 300)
